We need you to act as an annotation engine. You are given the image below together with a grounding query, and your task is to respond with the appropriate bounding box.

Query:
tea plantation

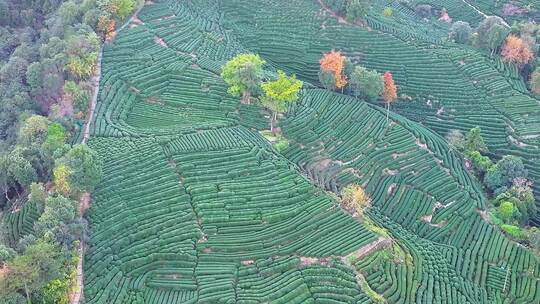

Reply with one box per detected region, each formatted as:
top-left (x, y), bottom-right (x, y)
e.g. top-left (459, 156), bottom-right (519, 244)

top-left (83, 0), bottom-right (540, 303)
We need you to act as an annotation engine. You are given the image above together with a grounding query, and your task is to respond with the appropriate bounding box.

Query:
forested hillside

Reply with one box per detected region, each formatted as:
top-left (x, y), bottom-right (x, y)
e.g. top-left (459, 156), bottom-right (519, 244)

top-left (0, 0), bottom-right (137, 303)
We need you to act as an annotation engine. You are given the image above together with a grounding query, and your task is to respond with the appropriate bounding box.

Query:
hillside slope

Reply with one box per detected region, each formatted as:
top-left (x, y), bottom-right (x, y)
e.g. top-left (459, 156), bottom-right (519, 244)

top-left (84, 1), bottom-right (540, 303)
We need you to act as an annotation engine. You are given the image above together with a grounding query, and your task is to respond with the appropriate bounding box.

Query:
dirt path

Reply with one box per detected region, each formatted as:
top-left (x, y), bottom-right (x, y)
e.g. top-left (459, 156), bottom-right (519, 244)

top-left (345, 236), bottom-right (392, 261)
top-left (69, 3), bottom-right (145, 304)
top-left (317, 0), bottom-right (349, 24)
top-left (341, 237), bottom-right (391, 303)
top-left (68, 193), bottom-right (89, 304)
top-left (462, 0), bottom-right (509, 27)
top-left (81, 50), bottom-right (102, 144)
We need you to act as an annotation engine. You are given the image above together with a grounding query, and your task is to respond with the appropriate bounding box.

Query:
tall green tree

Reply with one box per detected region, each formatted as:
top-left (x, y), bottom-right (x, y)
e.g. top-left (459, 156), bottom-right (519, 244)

top-left (450, 21), bottom-right (472, 44)
top-left (348, 66), bottom-right (383, 101)
top-left (474, 16), bottom-right (509, 55)
top-left (484, 155), bottom-right (528, 194)
top-left (34, 195), bottom-right (78, 244)
top-left (55, 144), bottom-right (102, 195)
top-left (498, 201), bottom-right (516, 223)
top-left (65, 31), bottom-right (100, 79)
top-left (44, 123), bottom-right (66, 154)
top-left (261, 70), bottom-right (303, 133)
top-left (464, 127), bottom-right (487, 153)
top-left (100, 0), bottom-right (136, 19)
top-left (58, 1), bottom-right (80, 25)
top-left (346, 0), bottom-right (371, 22)
top-left (221, 53), bottom-right (266, 104)
top-left (0, 149), bottom-right (38, 198)
top-left (0, 241), bottom-right (63, 303)
top-left (17, 115), bottom-right (50, 147)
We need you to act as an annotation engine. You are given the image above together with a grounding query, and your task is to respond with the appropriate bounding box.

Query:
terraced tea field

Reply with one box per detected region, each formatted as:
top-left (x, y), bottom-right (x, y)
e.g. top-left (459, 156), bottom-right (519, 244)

top-left (83, 0), bottom-right (540, 303)
top-left (217, 0), bottom-right (540, 220)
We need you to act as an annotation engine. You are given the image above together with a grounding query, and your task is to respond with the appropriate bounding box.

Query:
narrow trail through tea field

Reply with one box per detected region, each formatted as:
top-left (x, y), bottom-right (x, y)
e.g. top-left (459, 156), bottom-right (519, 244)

top-left (69, 4), bottom-right (145, 303)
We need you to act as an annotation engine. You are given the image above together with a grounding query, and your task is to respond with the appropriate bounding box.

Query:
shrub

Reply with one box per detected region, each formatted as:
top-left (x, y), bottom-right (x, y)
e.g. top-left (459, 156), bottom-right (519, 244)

top-left (466, 150), bottom-right (493, 173)
top-left (501, 224), bottom-right (527, 240)
top-left (346, 0), bottom-right (371, 22)
top-left (319, 70), bottom-right (337, 90)
top-left (498, 201), bottom-right (515, 223)
top-left (530, 67), bottom-right (540, 94)
top-left (273, 138), bottom-right (289, 152)
top-left (528, 227), bottom-right (540, 252)
top-left (415, 4), bottom-right (432, 18)
top-left (383, 7), bottom-right (393, 17)
top-left (341, 184), bottom-right (371, 215)
top-left (464, 127), bottom-right (487, 153)
top-left (349, 66), bottom-right (383, 101)
top-left (450, 21), bottom-right (472, 44)
top-left (501, 178), bottom-right (537, 224)
top-left (324, 0), bottom-right (347, 15)
top-left (0, 244), bottom-right (16, 264)
top-left (446, 129), bottom-right (464, 150)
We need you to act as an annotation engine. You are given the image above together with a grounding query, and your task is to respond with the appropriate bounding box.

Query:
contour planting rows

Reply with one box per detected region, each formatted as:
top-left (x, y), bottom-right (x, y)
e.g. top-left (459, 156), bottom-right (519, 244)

top-left (281, 89), bottom-right (540, 303)
top-left (281, 89), bottom-right (486, 229)
top-left (85, 131), bottom-right (378, 303)
top-left (2, 200), bottom-right (40, 246)
top-left (84, 0), bottom-right (540, 303)
top-left (216, 0), bottom-right (540, 218)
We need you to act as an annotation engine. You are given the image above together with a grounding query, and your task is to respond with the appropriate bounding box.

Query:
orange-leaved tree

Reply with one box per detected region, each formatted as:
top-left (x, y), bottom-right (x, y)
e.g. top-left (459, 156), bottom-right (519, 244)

top-left (382, 71), bottom-right (397, 123)
top-left (319, 50), bottom-right (347, 90)
top-left (501, 35), bottom-right (534, 66)
top-left (97, 15), bottom-right (116, 41)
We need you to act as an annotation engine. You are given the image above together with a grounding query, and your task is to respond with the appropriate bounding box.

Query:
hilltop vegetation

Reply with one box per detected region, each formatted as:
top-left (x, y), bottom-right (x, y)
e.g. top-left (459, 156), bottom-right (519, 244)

top-left (1, 0), bottom-right (540, 303)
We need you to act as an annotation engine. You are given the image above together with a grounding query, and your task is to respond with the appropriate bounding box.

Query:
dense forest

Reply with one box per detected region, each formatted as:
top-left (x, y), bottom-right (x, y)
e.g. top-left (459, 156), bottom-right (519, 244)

top-left (0, 0), bottom-right (136, 303)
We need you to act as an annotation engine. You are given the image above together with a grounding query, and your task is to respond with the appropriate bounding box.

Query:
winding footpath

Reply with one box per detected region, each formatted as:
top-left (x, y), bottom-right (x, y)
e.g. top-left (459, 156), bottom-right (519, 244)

top-left (463, 0), bottom-right (510, 27)
top-left (69, 3), bottom-right (145, 303)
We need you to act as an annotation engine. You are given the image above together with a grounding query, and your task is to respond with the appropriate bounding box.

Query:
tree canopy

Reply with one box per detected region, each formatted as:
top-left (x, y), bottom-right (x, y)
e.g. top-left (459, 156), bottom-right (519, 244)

top-left (501, 35), bottom-right (534, 65)
top-left (55, 144), bottom-right (103, 196)
top-left (348, 66), bottom-right (383, 101)
top-left (319, 50), bottom-right (348, 90)
top-left (484, 155), bottom-right (528, 194)
top-left (450, 21), bottom-right (472, 44)
top-left (221, 53), bottom-right (266, 104)
top-left (346, 0), bottom-right (371, 22)
top-left (464, 127), bottom-right (487, 153)
top-left (474, 16), bottom-right (510, 54)
top-left (382, 71), bottom-right (398, 122)
top-left (261, 70), bottom-right (303, 132)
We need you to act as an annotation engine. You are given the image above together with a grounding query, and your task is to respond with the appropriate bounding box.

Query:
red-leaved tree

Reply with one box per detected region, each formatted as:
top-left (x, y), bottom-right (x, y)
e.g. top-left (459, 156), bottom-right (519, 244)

top-left (382, 72), bottom-right (397, 122)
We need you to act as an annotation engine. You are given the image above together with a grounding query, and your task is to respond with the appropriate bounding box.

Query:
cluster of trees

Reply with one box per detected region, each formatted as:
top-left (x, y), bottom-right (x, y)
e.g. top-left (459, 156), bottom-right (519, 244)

top-left (0, 0), bottom-right (136, 150)
top-left (0, 0), bottom-right (134, 302)
top-left (221, 53), bottom-right (303, 133)
top-left (447, 16), bottom-right (540, 95)
top-left (0, 114), bottom-right (103, 303)
top-left (318, 50), bottom-right (398, 121)
top-left (322, 0), bottom-right (372, 23)
top-left (448, 127), bottom-right (539, 250)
